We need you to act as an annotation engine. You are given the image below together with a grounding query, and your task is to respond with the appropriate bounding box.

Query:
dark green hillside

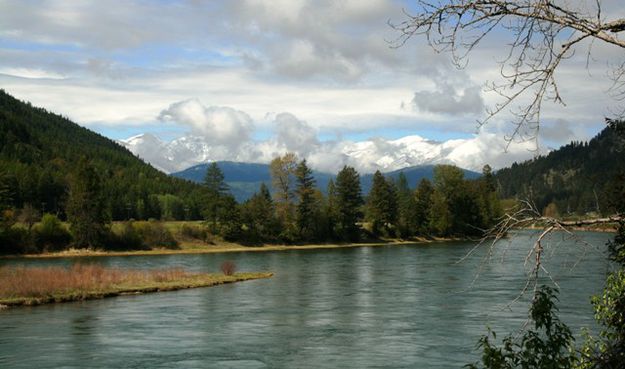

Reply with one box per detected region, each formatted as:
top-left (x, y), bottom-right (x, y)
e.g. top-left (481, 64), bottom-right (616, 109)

top-left (494, 121), bottom-right (625, 215)
top-left (0, 90), bottom-right (205, 220)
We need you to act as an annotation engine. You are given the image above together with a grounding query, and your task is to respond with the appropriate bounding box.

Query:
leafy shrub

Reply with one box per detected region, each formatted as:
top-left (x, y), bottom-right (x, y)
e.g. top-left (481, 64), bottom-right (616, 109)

top-left (108, 221), bottom-right (146, 250)
top-left (179, 223), bottom-right (209, 242)
top-left (34, 214), bottom-right (72, 252)
top-left (133, 220), bottom-right (178, 249)
top-left (467, 286), bottom-right (576, 369)
top-left (220, 261), bottom-right (236, 276)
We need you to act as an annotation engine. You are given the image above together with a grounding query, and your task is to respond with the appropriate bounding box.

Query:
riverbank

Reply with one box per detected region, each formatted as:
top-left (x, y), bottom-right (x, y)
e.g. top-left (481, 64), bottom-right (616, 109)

top-left (0, 265), bottom-right (273, 308)
top-left (3, 237), bottom-right (460, 259)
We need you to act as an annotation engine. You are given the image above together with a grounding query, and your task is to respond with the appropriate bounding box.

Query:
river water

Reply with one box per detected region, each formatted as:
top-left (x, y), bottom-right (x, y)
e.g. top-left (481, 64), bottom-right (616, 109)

top-left (0, 231), bottom-right (614, 368)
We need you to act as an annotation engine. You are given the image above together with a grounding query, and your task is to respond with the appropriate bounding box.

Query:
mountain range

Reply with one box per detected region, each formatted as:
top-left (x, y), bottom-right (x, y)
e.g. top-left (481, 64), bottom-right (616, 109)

top-left (172, 162), bottom-right (480, 202)
top-left (118, 131), bottom-right (535, 175)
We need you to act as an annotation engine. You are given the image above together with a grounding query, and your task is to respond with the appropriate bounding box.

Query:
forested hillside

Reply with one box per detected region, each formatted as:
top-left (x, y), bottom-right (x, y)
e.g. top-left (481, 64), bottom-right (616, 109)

top-left (495, 122), bottom-right (625, 216)
top-left (0, 90), bottom-right (205, 221)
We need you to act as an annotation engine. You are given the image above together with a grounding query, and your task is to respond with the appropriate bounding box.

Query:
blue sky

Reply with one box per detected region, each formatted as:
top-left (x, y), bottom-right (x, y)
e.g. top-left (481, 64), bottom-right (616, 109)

top-left (0, 0), bottom-right (622, 171)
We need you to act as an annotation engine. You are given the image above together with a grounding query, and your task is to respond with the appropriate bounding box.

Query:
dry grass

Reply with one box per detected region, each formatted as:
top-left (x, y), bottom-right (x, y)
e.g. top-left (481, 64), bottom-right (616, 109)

top-left (220, 260), bottom-right (236, 276)
top-left (0, 265), bottom-right (272, 307)
top-left (0, 264), bottom-right (192, 299)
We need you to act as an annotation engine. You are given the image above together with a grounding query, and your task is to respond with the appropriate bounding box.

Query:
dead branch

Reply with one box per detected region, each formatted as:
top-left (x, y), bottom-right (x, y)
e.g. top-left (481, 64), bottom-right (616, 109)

top-left (391, 0), bottom-right (625, 148)
top-left (463, 198), bottom-right (622, 306)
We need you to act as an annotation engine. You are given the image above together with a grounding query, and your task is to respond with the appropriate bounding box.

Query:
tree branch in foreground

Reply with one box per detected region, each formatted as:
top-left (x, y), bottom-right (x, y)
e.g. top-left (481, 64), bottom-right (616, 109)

top-left (391, 1), bottom-right (625, 149)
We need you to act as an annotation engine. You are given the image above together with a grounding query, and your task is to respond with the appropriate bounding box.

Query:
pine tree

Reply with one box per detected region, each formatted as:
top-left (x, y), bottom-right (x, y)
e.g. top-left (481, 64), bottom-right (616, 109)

top-left (202, 162), bottom-right (239, 238)
top-left (66, 158), bottom-right (109, 248)
top-left (429, 189), bottom-right (451, 236)
top-left (477, 164), bottom-right (502, 229)
top-left (240, 183), bottom-right (280, 243)
top-left (295, 159), bottom-right (318, 241)
top-left (335, 166), bottom-right (364, 241)
top-left (204, 162), bottom-right (229, 195)
top-left (414, 178), bottom-right (434, 235)
top-left (366, 170), bottom-right (398, 236)
top-left (326, 179), bottom-right (340, 239)
top-left (203, 162), bottom-right (229, 230)
top-left (396, 172), bottom-right (418, 238)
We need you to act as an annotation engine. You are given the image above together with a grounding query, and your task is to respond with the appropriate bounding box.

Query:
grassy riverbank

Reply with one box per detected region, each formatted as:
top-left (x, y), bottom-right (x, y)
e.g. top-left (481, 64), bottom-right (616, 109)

top-left (0, 265), bottom-right (272, 308)
top-left (9, 237), bottom-right (457, 259)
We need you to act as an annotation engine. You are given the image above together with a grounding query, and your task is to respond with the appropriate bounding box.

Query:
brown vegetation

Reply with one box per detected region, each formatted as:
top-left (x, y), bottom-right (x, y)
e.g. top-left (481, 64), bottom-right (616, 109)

top-left (0, 264), bottom-right (190, 299)
top-left (0, 264), bottom-right (272, 307)
top-left (220, 260), bottom-right (236, 276)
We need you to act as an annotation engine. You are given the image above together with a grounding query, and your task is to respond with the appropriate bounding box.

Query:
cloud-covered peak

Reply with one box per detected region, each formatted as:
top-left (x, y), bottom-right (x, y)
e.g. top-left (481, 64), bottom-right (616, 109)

top-left (158, 99), bottom-right (254, 148)
top-left (121, 106), bottom-right (544, 174)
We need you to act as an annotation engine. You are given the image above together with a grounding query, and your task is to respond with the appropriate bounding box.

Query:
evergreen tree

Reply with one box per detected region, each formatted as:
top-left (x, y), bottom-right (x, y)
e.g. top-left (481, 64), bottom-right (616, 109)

top-left (335, 166), bottom-right (364, 241)
top-left (204, 162), bottom-right (229, 194)
top-left (429, 164), bottom-right (484, 236)
top-left (0, 170), bottom-right (9, 210)
top-left (429, 189), bottom-right (452, 236)
top-left (325, 179), bottom-right (340, 239)
top-left (366, 170), bottom-right (398, 236)
top-left (66, 158), bottom-right (109, 248)
top-left (240, 183), bottom-right (280, 243)
top-left (477, 164), bottom-right (502, 230)
top-left (203, 162), bottom-right (229, 230)
top-left (396, 172), bottom-right (418, 238)
top-left (414, 178), bottom-right (434, 235)
top-left (295, 159), bottom-right (318, 241)
top-left (201, 162), bottom-right (240, 238)
top-left (429, 165), bottom-right (464, 236)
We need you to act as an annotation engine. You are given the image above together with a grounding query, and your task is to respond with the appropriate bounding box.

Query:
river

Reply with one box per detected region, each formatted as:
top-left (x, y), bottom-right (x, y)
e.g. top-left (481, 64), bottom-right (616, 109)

top-left (0, 231), bottom-right (614, 368)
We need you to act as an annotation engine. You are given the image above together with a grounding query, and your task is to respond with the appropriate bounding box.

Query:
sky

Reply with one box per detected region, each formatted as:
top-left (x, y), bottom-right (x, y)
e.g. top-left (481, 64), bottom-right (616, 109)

top-left (0, 0), bottom-right (623, 172)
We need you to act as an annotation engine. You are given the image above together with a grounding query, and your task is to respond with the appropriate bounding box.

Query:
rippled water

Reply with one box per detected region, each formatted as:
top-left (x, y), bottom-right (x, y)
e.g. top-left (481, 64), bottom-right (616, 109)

top-left (0, 231), bottom-right (614, 368)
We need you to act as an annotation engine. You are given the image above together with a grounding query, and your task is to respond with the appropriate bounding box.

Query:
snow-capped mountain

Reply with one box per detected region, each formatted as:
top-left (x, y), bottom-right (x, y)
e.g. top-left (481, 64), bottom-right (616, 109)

top-left (119, 132), bottom-right (539, 174)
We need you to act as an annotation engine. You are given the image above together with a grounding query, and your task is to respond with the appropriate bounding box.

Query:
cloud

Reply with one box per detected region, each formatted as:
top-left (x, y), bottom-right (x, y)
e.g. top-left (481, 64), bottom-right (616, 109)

top-left (274, 112), bottom-right (320, 154)
top-left (131, 108), bottom-right (543, 173)
top-left (411, 83), bottom-right (485, 116)
top-left (158, 99), bottom-right (254, 148)
top-left (0, 67), bottom-right (65, 80)
top-left (0, 0), bottom-right (614, 154)
top-left (539, 119), bottom-right (584, 144)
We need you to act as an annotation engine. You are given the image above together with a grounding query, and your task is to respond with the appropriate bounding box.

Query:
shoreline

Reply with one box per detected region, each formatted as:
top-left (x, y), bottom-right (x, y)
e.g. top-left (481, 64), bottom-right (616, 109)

top-left (0, 272), bottom-right (273, 308)
top-left (1, 237), bottom-right (460, 260)
top-left (1, 226), bottom-right (614, 260)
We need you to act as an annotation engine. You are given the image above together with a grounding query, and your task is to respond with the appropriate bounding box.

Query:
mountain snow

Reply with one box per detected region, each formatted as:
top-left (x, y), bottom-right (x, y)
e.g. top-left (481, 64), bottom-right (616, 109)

top-left (119, 132), bottom-right (540, 174)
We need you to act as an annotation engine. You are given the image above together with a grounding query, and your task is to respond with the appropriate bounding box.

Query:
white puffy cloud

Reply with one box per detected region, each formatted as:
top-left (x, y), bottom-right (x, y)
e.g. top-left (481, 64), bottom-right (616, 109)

top-left (158, 99), bottom-right (254, 148)
top-left (274, 112), bottom-right (320, 154)
top-left (126, 106), bottom-right (544, 174)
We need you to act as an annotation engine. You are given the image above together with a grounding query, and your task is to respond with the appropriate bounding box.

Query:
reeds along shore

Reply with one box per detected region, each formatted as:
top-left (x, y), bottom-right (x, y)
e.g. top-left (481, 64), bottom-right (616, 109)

top-left (0, 264), bottom-right (272, 307)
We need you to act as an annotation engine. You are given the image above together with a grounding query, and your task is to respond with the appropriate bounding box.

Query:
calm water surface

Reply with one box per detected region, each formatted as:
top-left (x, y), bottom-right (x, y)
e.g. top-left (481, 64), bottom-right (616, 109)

top-left (0, 231), bottom-right (614, 368)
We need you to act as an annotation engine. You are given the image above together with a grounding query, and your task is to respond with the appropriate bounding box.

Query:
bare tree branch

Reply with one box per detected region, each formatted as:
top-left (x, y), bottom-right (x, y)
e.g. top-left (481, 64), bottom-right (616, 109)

top-left (391, 0), bottom-right (625, 148)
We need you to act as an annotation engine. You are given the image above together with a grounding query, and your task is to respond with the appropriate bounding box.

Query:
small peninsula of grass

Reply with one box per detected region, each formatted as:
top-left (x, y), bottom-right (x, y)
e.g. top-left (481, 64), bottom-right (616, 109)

top-left (0, 265), bottom-right (272, 308)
